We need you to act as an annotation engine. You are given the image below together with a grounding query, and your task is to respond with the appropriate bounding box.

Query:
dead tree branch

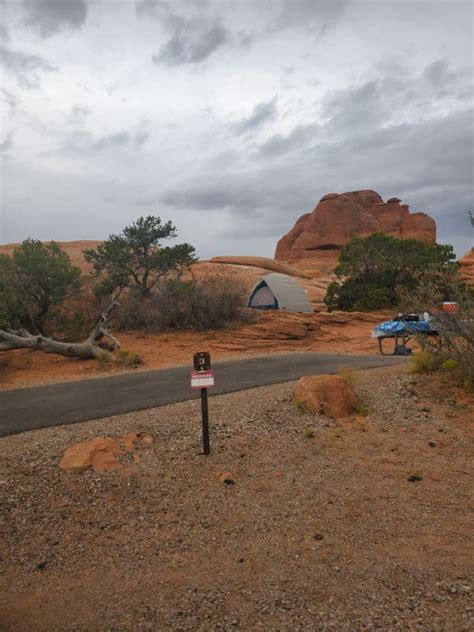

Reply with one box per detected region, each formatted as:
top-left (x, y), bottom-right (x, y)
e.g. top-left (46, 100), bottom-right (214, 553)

top-left (0, 298), bottom-right (121, 360)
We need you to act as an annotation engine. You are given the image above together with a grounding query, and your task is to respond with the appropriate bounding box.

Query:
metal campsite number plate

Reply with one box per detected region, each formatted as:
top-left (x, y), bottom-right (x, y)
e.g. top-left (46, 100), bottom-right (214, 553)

top-left (191, 369), bottom-right (215, 389)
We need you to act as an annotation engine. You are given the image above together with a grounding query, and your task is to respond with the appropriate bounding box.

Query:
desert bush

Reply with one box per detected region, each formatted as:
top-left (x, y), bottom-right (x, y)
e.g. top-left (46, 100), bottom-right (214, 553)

top-left (95, 348), bottom-right (143, 369)
top-left (0, 240), bottom-right (82, 334)
top-left (338, 369), bottom-right (368, 415)
top-left (442, 359), bottom-right (459, 373)
top-left (325, 233), bottom-right (460, 311)
top-left (432, 306), bottom-right (474, 389)
top-left (113, 289), bottom-right (159, 330)
top-left (408, 293), bottom-right (474, 390)
top-left (114, 276), bottom-right (250, 332)
top-left (96, 349), bottom-right (114, 367)
top-left (326, 280), bottom-right (390, 312)
top-left (411, 350), bottom-right (444, 374)
top-left (50, 310), bottom-right (92, 342)
top-left (115, 349), bottom-right (144, 367)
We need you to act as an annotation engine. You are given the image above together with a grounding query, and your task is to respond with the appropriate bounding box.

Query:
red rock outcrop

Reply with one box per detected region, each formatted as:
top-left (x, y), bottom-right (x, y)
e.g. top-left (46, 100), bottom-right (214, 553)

top-left (459, 249), bottom-right (474, 286)
top-left (275, 190), bottom-right (436, 272)
top-left (209, 255), bottom-right (312, 279)
top-left (59, 432), bottom-right (153, 473)
top-left (59, 437), bottom-right (124, 473)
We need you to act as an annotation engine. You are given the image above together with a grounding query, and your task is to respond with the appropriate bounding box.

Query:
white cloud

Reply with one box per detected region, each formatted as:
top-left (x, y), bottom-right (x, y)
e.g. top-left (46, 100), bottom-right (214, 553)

top-left (0, 0), bottom-right (472, 258)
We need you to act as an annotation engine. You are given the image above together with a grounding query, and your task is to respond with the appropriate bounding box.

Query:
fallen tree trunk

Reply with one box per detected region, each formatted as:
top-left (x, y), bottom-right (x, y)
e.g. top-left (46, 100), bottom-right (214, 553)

top-left (0, 299), bottom-right (121, 360)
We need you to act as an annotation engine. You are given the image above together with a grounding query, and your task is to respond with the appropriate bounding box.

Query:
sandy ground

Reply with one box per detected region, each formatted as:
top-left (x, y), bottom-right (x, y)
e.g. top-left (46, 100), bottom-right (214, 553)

top-left (0, 310), bottom-right (391, 391)
top-left (1, 365), bottom-right (473, 631)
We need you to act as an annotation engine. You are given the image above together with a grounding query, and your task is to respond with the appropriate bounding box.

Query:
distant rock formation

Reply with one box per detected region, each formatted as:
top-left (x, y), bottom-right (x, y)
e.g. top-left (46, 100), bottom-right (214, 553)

top-left (275, 190), bottom-right (437, 272)
top-left (209, 255), bottom-right (312, 279)
top-left (459, 249), bottom-right (474, 286)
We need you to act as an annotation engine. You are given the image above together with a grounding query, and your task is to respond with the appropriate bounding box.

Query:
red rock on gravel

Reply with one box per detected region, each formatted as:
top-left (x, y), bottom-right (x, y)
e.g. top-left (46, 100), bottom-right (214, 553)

top-left (219, 472), bottom-right (236, 484)
top-left (60, 432), bottom-right (154, 472)
top-left (295, 374), bottom-right (358, 418)
top-left (59, 436), bottom-right (124, 473)
top-left (121, 432), bottom-right (153, 452)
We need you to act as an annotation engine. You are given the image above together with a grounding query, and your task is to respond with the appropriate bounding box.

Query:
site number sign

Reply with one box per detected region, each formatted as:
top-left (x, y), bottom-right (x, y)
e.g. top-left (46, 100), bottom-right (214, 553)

top-left (191, 369), bottom-right (215, 389)
top-left (192, 351), bottom-right (213, 455)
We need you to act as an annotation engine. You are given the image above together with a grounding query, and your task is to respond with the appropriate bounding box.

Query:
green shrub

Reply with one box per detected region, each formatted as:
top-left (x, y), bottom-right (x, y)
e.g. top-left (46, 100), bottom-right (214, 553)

top-left (96, 349), bottom-right (113, 367)
top-left (0, 240), bottom-right (82, 334)
top-left (295, 398), bottom-right (306, 414)
top-left (324, 233), bottom-right (460, 312)
top-left (353, 398), bottom-right (368, 416)
top-left (411, 351), bottom-right (443, 374)
top-left (114, 276), bottom-right (250, 332)
top-left (441, 359), bottom-right (459, 373)
top-left (326, 280), bottom-right (391, 311)
top-left (96, 348), bottom-right (143, 369)
top-left (51, 310), bottom-right (92, 342)
top-left (115, 349), bottom-right (143, 367)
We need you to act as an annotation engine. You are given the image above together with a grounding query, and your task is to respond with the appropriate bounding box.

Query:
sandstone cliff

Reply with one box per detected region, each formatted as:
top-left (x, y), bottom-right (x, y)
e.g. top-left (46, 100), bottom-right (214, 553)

top-left (275, 190), bottom-right (436, 272)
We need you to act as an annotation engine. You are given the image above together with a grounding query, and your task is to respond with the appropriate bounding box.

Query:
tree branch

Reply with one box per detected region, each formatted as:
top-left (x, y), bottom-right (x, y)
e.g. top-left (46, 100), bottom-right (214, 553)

top-left (0, 297), bottom-right (121, 360)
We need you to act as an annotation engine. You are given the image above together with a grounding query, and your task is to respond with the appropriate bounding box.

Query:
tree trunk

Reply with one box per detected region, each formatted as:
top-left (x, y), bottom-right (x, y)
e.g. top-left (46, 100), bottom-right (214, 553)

top-left (0, 299), bottom-right (121, 360)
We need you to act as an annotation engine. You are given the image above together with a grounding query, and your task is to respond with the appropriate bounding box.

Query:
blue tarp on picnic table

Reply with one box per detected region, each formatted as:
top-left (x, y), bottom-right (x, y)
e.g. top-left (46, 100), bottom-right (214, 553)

top-left (372, 319), bottom-right (435, 338)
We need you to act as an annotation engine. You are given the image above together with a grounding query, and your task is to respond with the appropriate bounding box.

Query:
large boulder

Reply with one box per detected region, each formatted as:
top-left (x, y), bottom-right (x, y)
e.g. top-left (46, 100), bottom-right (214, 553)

top-left (59, 432), bottom-right (153, 473)
top-left (295, 374), bottom-right (358, 418)
top-left (59, 437), bottom-right (124, 473)
top-left (275, 190), bottom-right (436, 272)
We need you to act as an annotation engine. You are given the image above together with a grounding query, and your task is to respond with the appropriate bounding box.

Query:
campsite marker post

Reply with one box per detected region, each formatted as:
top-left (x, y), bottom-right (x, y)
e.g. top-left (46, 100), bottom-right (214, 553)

top-left (191, 352), bottom-right (214, 455)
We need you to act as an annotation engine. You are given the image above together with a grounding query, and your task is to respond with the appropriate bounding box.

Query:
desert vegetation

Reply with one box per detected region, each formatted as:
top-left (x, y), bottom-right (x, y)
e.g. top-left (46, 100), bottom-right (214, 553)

top-left (0, 239), bottom-right (82, 334)
top-left (0, 239), bottom-right (120, 360)
top-left (324, 233), bottom-right (463, 312)
top-left (0, 216), bottom-right (250, 363)
top-left (83, 215), bottom-right (250, 332)
top-left (408, 216), bottom-right (473, 390)
top-left (323, 222), bottom-right (474, 390)
top-left (114, 276), bottom-right (249, 332)
top-left (83, 215), bottom-right (197, 298)
top-left (409, 291), bottom-right (474, 390)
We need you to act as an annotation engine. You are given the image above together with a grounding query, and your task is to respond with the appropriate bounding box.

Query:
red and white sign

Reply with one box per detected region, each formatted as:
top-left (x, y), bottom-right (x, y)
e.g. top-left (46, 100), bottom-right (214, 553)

top-left (191, 369), bottom-right (215, 389)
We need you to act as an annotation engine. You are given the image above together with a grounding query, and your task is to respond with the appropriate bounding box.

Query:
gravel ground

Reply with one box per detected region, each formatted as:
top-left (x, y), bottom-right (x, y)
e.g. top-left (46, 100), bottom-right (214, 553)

top-left (0, 364), bottom-right (473, 631)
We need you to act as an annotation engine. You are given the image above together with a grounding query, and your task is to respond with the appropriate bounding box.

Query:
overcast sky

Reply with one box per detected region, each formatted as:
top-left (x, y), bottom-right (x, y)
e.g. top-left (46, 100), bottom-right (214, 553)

top-left (0, 0), bottom-right (473, 258)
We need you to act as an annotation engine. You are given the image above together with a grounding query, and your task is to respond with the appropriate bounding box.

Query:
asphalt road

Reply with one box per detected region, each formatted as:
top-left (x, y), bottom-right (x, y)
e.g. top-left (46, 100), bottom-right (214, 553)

top-left (0, 353), bottom-right (406, 437)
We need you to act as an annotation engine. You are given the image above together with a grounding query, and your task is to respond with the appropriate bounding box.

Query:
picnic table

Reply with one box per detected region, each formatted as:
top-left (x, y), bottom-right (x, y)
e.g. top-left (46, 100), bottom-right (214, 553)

top-left (372, 315), bottom-right (439, 356)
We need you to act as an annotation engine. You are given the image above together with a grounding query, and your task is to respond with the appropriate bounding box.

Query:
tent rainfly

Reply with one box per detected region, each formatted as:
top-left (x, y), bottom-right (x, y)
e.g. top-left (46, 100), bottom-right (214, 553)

top-left (247, 273), bottom-right (313, 313)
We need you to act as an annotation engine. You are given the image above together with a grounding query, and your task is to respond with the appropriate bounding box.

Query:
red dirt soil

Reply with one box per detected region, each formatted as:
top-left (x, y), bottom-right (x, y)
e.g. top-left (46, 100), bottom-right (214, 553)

top-left (0, 310), bottom-right (391, 390)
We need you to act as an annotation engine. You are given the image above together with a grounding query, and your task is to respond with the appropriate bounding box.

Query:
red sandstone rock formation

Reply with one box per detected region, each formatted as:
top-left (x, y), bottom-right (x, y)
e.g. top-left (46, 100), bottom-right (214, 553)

top-left (275, 190), bottom-right (436, 271)
top-left (459, 249), bottom-right (474, 286)
top-left (209, 255), bottom-right (312, 278)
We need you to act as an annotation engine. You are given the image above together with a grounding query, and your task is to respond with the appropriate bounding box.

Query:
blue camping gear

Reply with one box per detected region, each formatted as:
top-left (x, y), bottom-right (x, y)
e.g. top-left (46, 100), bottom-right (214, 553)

top-left (372, 313), bottom-right (438, 355)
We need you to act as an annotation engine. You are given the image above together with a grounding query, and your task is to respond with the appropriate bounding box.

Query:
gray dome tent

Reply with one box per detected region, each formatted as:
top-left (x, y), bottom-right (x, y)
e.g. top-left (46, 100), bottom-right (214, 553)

top-left (247, 273), bottom-right (313, 313)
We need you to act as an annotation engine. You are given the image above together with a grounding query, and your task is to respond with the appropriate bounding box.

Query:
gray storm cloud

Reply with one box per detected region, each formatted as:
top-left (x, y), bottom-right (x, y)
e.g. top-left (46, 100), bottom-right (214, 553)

top-left (0, 0), bottom-right (472, 259)
top-left (22, 0), bottom-right (88, 38)
top-left (232, 97), bottom-right (278, 134)
top-left (153, 15), bottom-right (229, 65)
top-left (0, 45), bottom-right (56, 88)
